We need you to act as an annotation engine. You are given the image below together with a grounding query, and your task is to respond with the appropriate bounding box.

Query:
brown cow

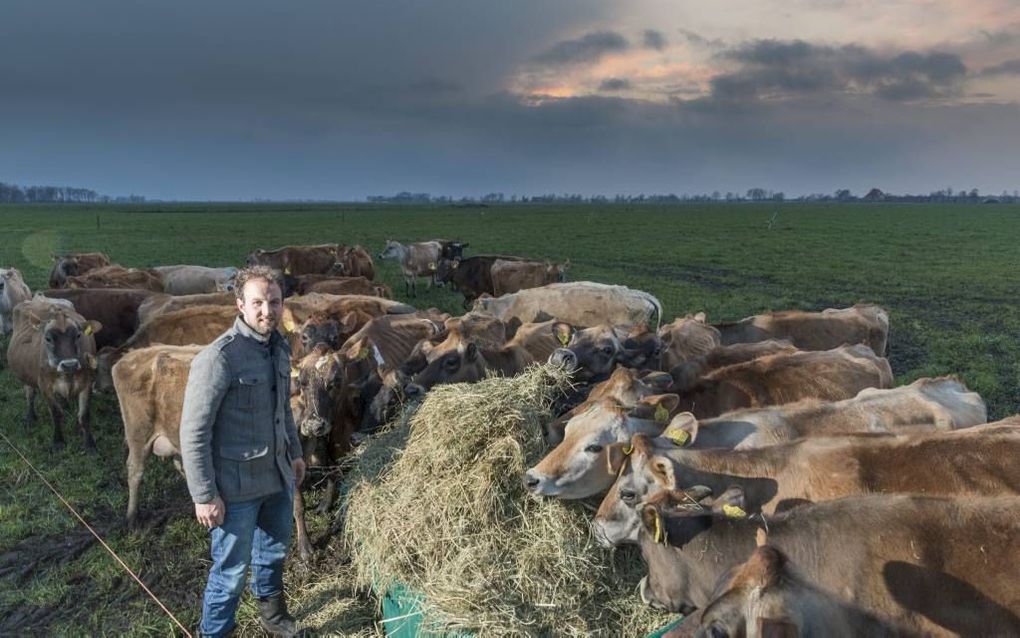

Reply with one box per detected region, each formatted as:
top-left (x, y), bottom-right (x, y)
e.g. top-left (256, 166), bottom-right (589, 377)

top-left (40, 288), bottom-right (157, 349)
top-left (377, 240), bottom-right (442, 297)
top-left (292, 275), bottom-right (380, 297)
top-left (113, 344), bottom-right (201, 527)
top-left (637, 488), bottom-right (1020, 636)
top-left (49, 251), bottom-right (111, 288)
top-left (283, 293), bottom-right (415, 325)
top-left (337, 244), bottom-right (375, 280)
top-left (136, 292), bottom-right (235, 325)
top-left (66, 265), bottom-right (164, 292)
top-left (549, 323), bottom-right (665, 384)
top-left (595, 418), bottom-right (1019, 546)
top-left (668, 339), bottom-right (798, 391)
top-left (674, 344), bottom-right (893, 419)
top-left (712, 304), bottom-right (890, 355)
top-left (490, 259), bottom-right (568, 296)
top-left (7, 297), bottom-right (102, 451)
top-left (436, 255), bottom-right (521, 308)
top-left (404, 327), bottom-right (535, 396)
top-left (245, 244), bottom-right (342, 276)
top-left (0, 268), bottom-right (32, 335)
top-left (657, 313), bottom-right (721, 371)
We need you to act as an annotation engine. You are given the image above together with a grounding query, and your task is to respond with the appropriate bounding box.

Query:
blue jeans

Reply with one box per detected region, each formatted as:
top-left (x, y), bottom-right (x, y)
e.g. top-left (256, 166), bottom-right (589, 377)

top-left (200, 489), bottom-right (293, 637)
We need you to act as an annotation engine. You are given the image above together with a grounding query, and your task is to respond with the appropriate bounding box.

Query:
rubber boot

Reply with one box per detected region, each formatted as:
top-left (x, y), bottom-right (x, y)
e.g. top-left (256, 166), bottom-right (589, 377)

top-left (257, 593), bottom-right (299, 637)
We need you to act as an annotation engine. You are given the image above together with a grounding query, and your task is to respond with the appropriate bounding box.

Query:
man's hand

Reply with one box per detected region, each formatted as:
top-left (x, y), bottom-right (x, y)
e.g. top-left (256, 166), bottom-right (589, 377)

top-left (292, 458), bottom-right (306, 488)
top-left (195, 496), bottom-right (225, 529)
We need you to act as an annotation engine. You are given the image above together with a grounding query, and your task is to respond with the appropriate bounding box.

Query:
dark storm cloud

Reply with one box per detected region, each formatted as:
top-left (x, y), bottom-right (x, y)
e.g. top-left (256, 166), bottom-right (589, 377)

top-left (532, 31), bottom-right (629, 66)
top-left (711, 39), bottom-right (967, 101)
top-left (599, 78), bottom-right (632, 91)
top-left (978, 58), bottom-right (1020, 76)
top-left (677, 28), bottom-right (726, 49)
top-left (642, 29), bottom-right (667, 51)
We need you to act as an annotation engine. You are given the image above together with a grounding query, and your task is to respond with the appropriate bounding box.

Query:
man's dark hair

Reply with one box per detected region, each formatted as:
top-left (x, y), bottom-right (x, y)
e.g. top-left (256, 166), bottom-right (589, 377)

top-left (234, 265), bottom-right (283, 300)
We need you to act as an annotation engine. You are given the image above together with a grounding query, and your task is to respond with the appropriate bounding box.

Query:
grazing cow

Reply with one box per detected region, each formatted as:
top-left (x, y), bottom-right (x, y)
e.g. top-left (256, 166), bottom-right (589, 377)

top-left (474, 281), bottom-right (662, 329)
top-left (435, 255), bottom-right (517, 308)
top-left (336, 244), bottom-right (376, 280)
top-left (48, 252), bottom-right (111, 288)
top-left (283, 292), bottom-right (416, 325)
top-left (0, 268), bottom-right (32, 335)
top-left (674, 344), bottom-right (893, 419)
top-left (246, 244), bottom-right (342, 276)
top-left (657, 313), bottom-right (721, 371)
top-left (136, 292), bottom-right (235, 325)
top-left (285, 275), bottom-right (380, 298)
top-left (40, 288), bottom-right (157, 349)
top-left (289, 344), bottom-right (353, 559)
top-left (66, 265), bottom-right (165, 292)
top-left (377, 240), bottom-right (442, 297)
top-left (668, 339), bottom-right (798, 391)
top-left (549, 323), bottom-right (664, 384)
top-left (490, 259), bottom-right (568, 296)
top-left (151, 265), bottom-right (238, 295)
top-left (113, 344), bottom-right (201, 527)
top-left (637, 488), bottom-right (1020, 636)
top-left (403, 326), bottom-right (536, 396)
top-left (594, 418), bottom-right (1020, 546)
top-left (7, 297), bottom-right (102, 450)
top-left (713, 304), bottom-right (890, 356)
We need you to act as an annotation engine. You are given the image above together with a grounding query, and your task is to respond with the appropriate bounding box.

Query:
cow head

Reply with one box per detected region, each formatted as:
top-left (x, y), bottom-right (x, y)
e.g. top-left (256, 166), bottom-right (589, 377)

top-left (548, 323), bottom-right (623, 383)
top-left (378, 240), bottom-right (402, 261)
top-left (548, 260), bottom-right (569, 283)
top-left (295, 312), bottom-right (358, 359)
top-left (291, 345), bottom-right (345, 437)
top-left (404, 335), bottom-right (489, 397)
top-left (523, 394), bottom-right (679, 499)
top-left (435, 258), bottom-right (459, 284)
top-left (37, 311), bottom-right (102, 375)
top-left (615, 324), bottom-right (665, 370)
top-left (51, 255), bottom-right (81, 287)
top-left (245, 249), bottom-right (266, 267)
top-left (217, 268), bottom-right (239, 293)
top-left (658, 313), bottom-right (722, 371)
top-left (638, 486), bottom-right (750, 614)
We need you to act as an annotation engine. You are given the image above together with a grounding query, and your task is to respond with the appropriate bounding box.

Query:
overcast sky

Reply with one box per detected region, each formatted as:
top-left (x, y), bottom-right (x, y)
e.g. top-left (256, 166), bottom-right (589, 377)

top-left (2, 0), bottom-right (1018, 200)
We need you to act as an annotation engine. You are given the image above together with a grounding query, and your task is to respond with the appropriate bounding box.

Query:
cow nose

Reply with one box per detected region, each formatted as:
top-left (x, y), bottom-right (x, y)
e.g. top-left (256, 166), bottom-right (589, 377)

top-left (404, 383), bottom-right (425, 399)
top-left (58, 359), bottom-right (81, 373)
top-left (523, 470), bottom-right (541, 491)
top-left (548, 348), bottom-right (578, 370)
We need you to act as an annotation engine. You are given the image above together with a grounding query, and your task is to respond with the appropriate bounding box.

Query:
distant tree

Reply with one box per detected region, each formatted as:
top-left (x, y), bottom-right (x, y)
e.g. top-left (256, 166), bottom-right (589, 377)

top-left (863, 188), bottom-right (885, 202)
top-left (835, 188), bottom-right (854, 202)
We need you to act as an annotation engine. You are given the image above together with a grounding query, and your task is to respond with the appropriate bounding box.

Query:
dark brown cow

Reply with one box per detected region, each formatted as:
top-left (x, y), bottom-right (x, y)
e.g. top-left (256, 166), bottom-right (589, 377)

top-left (246, 244), bottom-right (342, 276)
top-left (668, 339), bottom-right (798, 392)
top-left (113, 344), bottom-right (201, 526)
top-left (595, 419), bottom-right (1020, 546)
top-left (66, 265), bottom-right (165, 292)
top-left (637, 488), bottom-right (1020, 636)
top-left (675, 344), bottom-right (893, 419)
top-left (7, 297), bottom-right (102, 451)
top-left (713, 304), bottom-right (890, 356)
top-left (40, 288), bottom-right (157, 349)
top-left (435, 255), bottom-right (521, 308)
top-left (49, 251), bottom-right (111, 288)
top-left (136, 292), bottom-right (235, 325)
top-left (337, 244), bottom-right (376, 280)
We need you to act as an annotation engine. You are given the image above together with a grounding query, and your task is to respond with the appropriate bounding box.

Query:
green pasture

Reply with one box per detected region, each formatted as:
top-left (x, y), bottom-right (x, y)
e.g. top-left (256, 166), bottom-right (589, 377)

top-left (1, 202), bottom-right (1018, 635)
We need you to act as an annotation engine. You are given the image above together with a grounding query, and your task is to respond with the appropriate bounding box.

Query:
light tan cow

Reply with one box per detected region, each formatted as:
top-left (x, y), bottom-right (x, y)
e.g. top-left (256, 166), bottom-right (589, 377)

top-left (136, 292), bottom-right (236, 324)
top-left (7, 297), bottom-right (102, 451)
top-left (474, 281), bottom-right (662, 329)
top-left (713, 304), bottom-right (890, 355)
top-left (377, 240), bottom-right (442, 297)
top-left (0, 268), bottom-right (32, 335)
top-left (490, 259), bottom-right (568, 296)
top-left (151, 265), bottom-right (238, 295)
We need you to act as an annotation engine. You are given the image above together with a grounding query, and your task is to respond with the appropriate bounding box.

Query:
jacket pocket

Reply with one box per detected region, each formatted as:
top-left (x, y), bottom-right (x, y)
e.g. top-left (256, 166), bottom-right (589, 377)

top-left (232, 373), bottom-right (269, 410)
top-left (218, 444), bottom-right (272, 496)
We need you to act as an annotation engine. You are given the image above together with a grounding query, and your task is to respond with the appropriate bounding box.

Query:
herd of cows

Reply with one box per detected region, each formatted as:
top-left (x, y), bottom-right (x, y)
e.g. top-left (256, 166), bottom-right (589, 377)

top-left (1, 240), bottom-right (1018, 636)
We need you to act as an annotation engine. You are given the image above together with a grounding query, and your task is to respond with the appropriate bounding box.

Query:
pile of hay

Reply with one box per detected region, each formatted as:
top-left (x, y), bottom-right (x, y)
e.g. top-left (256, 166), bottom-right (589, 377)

top-left (341, 365), bottom-right (674, 636)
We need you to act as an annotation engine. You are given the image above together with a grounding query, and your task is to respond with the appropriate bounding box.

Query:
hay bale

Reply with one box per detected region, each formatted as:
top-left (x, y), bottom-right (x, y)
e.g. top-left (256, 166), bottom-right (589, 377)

top-left (341, 365), bottom-right (673, 636)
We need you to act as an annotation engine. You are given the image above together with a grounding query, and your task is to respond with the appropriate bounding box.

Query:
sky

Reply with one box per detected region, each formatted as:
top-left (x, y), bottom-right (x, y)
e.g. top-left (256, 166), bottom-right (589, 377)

top-left (1, 0), bottom-right (1018, 200)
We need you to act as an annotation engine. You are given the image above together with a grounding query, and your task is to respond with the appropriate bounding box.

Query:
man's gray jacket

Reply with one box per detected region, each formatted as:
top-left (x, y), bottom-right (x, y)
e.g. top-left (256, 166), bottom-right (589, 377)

top-left (180, 316), bottom-right (302, 504)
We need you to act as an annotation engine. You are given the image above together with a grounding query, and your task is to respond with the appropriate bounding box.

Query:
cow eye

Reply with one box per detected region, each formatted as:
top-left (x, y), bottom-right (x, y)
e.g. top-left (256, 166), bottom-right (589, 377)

top-left (600, 345), bottom-right (614, 356)
top-left (619, 489), bottom-right (637, 503)
top-left (443, 357), bottom-right (459, 370)
top-left (584, 444), bottom-right (604, 454)
top-left (44, 333), bottom-right (54, 342)
top-left (708, 623), bottom-right (729, 638)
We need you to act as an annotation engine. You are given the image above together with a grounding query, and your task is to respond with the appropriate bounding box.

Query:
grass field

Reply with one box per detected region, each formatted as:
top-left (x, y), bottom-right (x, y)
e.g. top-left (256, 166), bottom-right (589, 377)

top-left (1, 201), bottom-right (1018, 636)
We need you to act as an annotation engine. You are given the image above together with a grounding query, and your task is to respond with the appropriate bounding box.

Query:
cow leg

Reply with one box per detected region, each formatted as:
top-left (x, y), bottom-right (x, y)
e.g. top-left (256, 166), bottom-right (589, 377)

top-left (314, 476), bottom-right (337, 516)
top-left (46, 397), bottom-right (65, 451)
top-left (76, 389), bottom-right (97, 452)
top-left (125, 443), bottom-right (147, 528)
top-left (293, 485), bottom-right (313, 562)
top-left (23, 386), bottom-right (36, 430)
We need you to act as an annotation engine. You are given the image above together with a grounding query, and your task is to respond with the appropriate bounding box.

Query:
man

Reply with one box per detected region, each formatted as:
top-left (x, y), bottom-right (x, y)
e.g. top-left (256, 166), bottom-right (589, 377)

top-left (180, 265), bottom-right (306, 637)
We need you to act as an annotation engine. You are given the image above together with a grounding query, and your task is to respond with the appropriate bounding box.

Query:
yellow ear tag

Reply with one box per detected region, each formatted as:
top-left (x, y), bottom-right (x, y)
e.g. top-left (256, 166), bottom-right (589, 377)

top-left (284, 266), bottom-right (292, 275)
top-left (428, 261), bottom-right (436, 271)
top-left (664, 429), bottom-right (690, 447)
top-left (84, 324), bottom-right (93, 336)
top-left (653, 510), bottom-right (666, 544)
top-left (722, 504), bottom-right (747, 519)
top-left (356, 346), bottom-right (370, 361)
top-left (282, 317), bottom-right (296, 333)
top-left (557, 332), bottom-right (570, 346)
top-left (654, 403), bottom-right (669, 423)
top-left (622, 444), bottom-right (633, 456)
top-left (86, 353), bottom-right (97, 369)
top-left (290, 367), bottom-right (299, 378)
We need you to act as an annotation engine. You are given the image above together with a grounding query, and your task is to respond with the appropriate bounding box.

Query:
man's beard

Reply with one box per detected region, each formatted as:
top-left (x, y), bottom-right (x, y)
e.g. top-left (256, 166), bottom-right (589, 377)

top-left (253, 316), bottom-right (277, 335)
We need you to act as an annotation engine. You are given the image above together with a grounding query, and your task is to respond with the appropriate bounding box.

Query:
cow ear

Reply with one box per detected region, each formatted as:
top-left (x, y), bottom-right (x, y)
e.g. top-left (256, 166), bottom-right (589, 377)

top-left (694, 312), bottom-right (707, 323)
top-left (629, 394), bottom-right (679, 424)
top-left (662, 412), bottom-right (698, 446)
top-left (606, 442), bottom-right (629, 475)
top-left (648, 455), bottom-right (676, 489)
top-left (640, 370), bottom-right (673, 392)
top-left (339, 312), bottom-right (359, 335)
top-left (465, 342), bottom-right (479, 362)
top-left (84, 320), bottom-right (103, 336)
top-left (451, 258), bottom-right (460, 269)
top-left (551, 321), bottom-right (574, 347)
top-left (280, 308), bottom-right (298, 334)
top-left (640, 502), bottom-right (669, 544)
top-left (710, 486), bottom-right (748, 519)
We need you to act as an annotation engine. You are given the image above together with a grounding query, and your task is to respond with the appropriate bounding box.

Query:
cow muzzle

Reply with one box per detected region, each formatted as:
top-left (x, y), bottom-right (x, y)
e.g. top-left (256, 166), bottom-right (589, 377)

top-left (548, 348), bottom-right (578, 371)
top-left (300, 416), bottom-right (330, 438)
top-left (57, 358), bottom-right (82, 374)
top-left (403, 383), bottom-right (425, 400)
